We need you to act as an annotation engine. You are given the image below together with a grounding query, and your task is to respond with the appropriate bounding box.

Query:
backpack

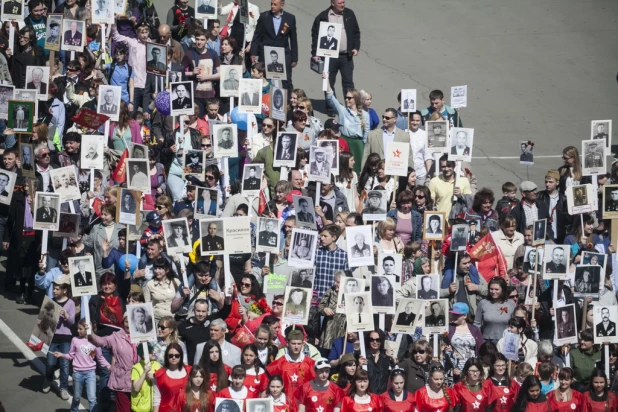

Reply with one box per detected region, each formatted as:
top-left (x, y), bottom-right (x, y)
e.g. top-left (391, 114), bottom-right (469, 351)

top-left (107, 61), bottom-right (133, 85)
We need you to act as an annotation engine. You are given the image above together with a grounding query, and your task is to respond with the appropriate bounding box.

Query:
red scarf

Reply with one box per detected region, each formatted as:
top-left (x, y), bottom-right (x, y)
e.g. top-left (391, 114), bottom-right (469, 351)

top-left (100, 295), bottom-right (123, 327)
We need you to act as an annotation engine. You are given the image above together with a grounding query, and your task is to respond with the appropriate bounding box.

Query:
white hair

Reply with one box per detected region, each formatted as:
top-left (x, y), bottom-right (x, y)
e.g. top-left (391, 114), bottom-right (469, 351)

top-left (210, 318), bottom-right (228, 332)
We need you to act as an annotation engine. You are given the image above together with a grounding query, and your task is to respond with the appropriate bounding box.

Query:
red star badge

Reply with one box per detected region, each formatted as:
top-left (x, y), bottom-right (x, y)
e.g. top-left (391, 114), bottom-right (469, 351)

top-left (393, 149), bottom-right (401, 158)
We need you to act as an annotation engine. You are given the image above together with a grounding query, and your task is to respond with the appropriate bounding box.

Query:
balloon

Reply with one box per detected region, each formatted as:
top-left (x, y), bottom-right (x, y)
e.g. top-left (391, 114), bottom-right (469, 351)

top-left (119, 254), bottom-right (139, 275)
top-left (155, 91), bottom-right (171, 116)
top-left (230, 106), bottom-right (247, 131)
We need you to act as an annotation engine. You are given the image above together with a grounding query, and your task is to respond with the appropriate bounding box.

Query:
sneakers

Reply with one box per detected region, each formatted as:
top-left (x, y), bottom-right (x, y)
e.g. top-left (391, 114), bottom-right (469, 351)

top-left (54, 369), bottom-right (60, 379)
top-left (59, 389), bottom-right (69, 400)
top-left (41, 379), bottom-right (51, 393)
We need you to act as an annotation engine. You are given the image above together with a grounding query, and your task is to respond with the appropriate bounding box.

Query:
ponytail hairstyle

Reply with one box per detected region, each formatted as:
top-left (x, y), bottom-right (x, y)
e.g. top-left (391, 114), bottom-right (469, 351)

top-left (512, 375), bottom-right (543, 412)
top-left (182, 365), bottom-right (212, 412)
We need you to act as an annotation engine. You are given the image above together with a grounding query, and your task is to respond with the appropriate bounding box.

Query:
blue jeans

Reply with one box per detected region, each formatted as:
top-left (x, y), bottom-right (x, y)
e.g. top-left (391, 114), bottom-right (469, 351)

top-left (72, 369), bottom-right (97, 412)
top-left (98, 347), bottom-right (113, 404)
top-left (167, 174), bottom-right (185, 202)
top-left (46, 341), bottom-right (70, 390)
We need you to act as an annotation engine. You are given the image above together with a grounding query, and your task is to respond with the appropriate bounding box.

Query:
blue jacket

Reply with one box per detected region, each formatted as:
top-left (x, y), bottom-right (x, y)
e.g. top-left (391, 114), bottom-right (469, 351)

top-left (35, 267), bottom-right (64, 297)
top-left (386, 209), bottom-right (423, 242)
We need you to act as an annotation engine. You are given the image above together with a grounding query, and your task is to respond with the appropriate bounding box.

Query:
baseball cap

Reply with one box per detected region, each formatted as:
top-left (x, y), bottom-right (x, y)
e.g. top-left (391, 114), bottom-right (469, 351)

top-left (315, 358), bottom-right (331, 370)
top-left (324, 119), bottom-right (341, 132)
top-left (52, 275), bottom-right (71, 285)
top-left (519, 181), bottom-right (537, 192)
top-left (449, 302), bottom-right (469, 315)
top-left (146, 211), bottom-right (161, 225)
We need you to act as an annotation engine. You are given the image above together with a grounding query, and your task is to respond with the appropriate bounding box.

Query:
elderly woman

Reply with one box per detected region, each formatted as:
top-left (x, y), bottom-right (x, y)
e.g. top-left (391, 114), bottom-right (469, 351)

top-left (398, 339), bottom-right (433, 393)
top-left (294, 98), bottom-right (323, 139)
top-left (285, 110), bottom-right (316, 151)
top-left (492, 214), bottom-right (524, 270)
top-left (461, 187), bottom-right (499, 232)
top-left (375, 218), bottom-right (404, 255)
top-left (386, 190), bottom-right (423, 244)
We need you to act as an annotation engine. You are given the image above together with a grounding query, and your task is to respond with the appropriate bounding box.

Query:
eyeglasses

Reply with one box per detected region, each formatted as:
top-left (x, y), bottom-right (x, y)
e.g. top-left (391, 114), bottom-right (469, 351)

top-left (155, 205), bottom-right (166, 209)
top-left (158, 325), bottom-right (169, 330)
top-left (272, 301), bottom-right (283, 306)
top-left (416, 195), bottom-right (425, 199)
top-left (368, 338), bottom-right (380, 343)
top-left (263, 124), bottom-right (274, 128)
top-left (59, 260), bottom-right (69, 265)
top-left (241, 282), bottom-right (252, 287)
top-left (509, 294), bottom-right (519, 299)
top-left (382, 116), bottom-right (394, 120)
top-left (38, 152), bottom-right (51, 158)
top-left (468, 369), bottom-right (481, 374)
top-left (344, 96), bottom-right (353, 100)
top-left (206, 175), bottom-right (215, 181)
top-left (201, 144), bottom-right (212, 148)
top-left (494, 363), bottom-right (506, 368)
top-left (412, 350), bottom-right (425, 355)
top-left (167, 353), bottom-right (181, 359)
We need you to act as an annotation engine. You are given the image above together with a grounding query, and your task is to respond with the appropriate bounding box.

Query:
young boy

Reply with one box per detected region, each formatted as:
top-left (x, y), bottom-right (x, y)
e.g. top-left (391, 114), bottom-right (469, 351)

top-left (496, 182), bottom-right (518, 218)
top-left (104, 44), bottom-right (135, 109)
top-left (538, 361), bottom-right (557, 394)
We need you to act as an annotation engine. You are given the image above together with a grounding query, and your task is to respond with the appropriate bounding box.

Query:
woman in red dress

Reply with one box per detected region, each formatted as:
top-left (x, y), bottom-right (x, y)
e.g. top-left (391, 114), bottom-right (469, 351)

top-left (241, 344), bottom-right (268, 396)
top-left (153, 343), bottom-right (191, 412)
top-left (340, 369), bottom-right (384, 412)
top-left (334, 353), bottom-right (357, 392)
top-left (198, 340), bottom-right (231, 392)
top-left (453, 358), bottom-right (490, 411)
top-left (266, 375), bottom-right (295, 412)
top-left (414, 363), bottom-right (457, 412)
top-left (581, 369), bottom-right (618, 412)
top-left (174, 365), bottom-right (214, 412)
top-left (512, 376), bottom-right (551, 411)
top-left (483, 353), bottom-right (519, 411)
top-left (215, 365), bottom-right (258, 401)
top-left (379, 368), bottom-right (415, 412)
top-left (547, 367), bottom-right (583, 412)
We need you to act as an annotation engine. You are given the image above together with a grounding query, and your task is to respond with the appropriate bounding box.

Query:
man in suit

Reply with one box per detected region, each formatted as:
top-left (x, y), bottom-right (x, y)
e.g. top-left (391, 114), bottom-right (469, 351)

top-left (100, 89), bottom-right (118, 114)
top-left (425, 302), bottom-right (445, 327)
top-left (243, 166), bottom-right (260, 190)
top-left (361, 108), bottom-right (414, 170)
top-left (73, 260), bottom-right (93, 287)
top-left (596, 307), bottom-right (616, 337)
top-left (276, 134), bottom-right (293, 160)
top-left (202, 222), bottom-right (225, 252)
top-left (258, 220), bottom-right (278, 248)
top-left (27, 67), bottom-right (47, 95)
top-left (197, 0), bottom-right (214, 14)
top-left (319, 25), bottom-right (338, 51)
top-left (172, 84), bottom-right (192, 110)
top-left (349, 296), bottom-right (370, 326)
top-left (556, 307), bottom-right (575, 339)
top-left (593, 123), bottom-right (609, 141)
top-left (584, 142), bottom-right (603, 168)
top-left (250, 0), bottom-right (298, 93)
top-left (451, 130), bottom-right (471, 156)
top-left (546, 247), bottom-right (566, 274)
top-left (309, 148), bottom-right (329, 178)
top-left (63, 21), bottom-right (82, 46)
top-left (534, 220), bottom-right (545, 242)
top-left (396, 301), bottom-right (417, 326)
top-left (223, 68), bottom-right (239, 91)
top-left (147, 46), bottom-right (166, 71)
top-left (36, 196), bottom-right (57, 223)
top-left (296, 198), bottom-right (314, 224)
top-left (241, 84), bottom-right (259, 106)
top-left (267, 49), bottom-right (284, 73)
top-left (0, 173), bottom-right (10, 197)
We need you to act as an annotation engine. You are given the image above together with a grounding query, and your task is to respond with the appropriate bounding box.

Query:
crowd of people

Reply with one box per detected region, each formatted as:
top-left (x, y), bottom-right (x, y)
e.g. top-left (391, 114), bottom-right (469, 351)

top-left (0, 0), bottom-right (616, 411)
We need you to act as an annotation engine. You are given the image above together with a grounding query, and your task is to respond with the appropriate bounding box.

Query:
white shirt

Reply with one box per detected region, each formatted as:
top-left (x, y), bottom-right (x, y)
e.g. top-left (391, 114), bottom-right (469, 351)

top-left (408, 128), bottom-right (431, 180)
top-left (382, 127), bottom-right (396, 153)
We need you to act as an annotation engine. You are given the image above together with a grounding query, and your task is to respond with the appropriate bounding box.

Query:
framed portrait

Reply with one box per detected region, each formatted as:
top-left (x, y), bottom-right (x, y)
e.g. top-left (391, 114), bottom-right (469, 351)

top-left (336, 277), bottom-right (365, 314)
top-left (238, 78), bottom-right (262, 114)
top-left (425, 120), bottom-right (449, 154)
top-left (44, 14), bottom-right (63, 51)
top-left (117, 188), bottom-right (141, 226)
top-left (19, 141), bottom-right (35, 178)
top-left (450, 85), bottom-right (467, 109)
top-left (92, 0), bottom-right (114, 22)
top-left (25, 66), bottom-right (50, 101)
top-left (0, 84), bottom-right (14, 120)
top-left (256, 217), bottom-right (280, 254)
top-left (344, 292), bottom-right (374, 332)
top-left (52, 212), bottom-right (80, 238)
top-left (50, 166), bottom-right (81, 202)
top-left (163, 218), bottom-right (192, 255)
top-left (602, 184), bottom-right (618, 219)
top-left (80, 135), bottom-right (105, 170)
top-left (391, 299), bottom-right (424, 334)
top-left (212, 123), bottom-right (238, 158)
top-left (542, 244), bottom-right (569, 280)
top-left (523, 246), bottom-right (544, 275)
top-left (219, 65), bottom-right (242, 98)
top-left (318, 139), bottom-right (339, 174)
top-left (183, 149), bottom-right (205, 179)
top-left (246, 399), bottom-right (271, 412)
top-left (270, 86), bottom-right (287, 122)
top-left (127, 220), bottom-right (148, 241)
top-left (288, 268), bottom-right (314, 288)
top-left (29, 296), bottom-right (61, 355)
top-left (194, 187), bottom-right (219, 218)
top-left (14, 89), bottom-right (37, 120)
top-left (591, 119), bottom-right (612, 155)
top-left (345, 225), bottom-right (374, 267)
top-left (519, 140), bottom-right (534, 165)
top-left (282, 286), bottom-right (312, 325)
top-left (69, 256), bottom-right (97, 296)
top-left (241, 163), bottom-right (263, 197)
top-left (127, 303), bottom-right (156, 343)
top-left (400, 89), bottom-right (417, 113)
top-left (582, 138), bottom-right (606, 176)
top-left (1, 0), bottom-right (23, 21)
top-left (224, 216), bottom-right (252, 254)
top-left (423, 211), bottom-right (445, 241)
top-left (316, 21), bottom-right (342, 58)
top-left (467, 219), bottom-right (482, 245)
top-left (377, 253), bottom-right (402, 278)
top-left (145, 42), bottom-right (167, 76)
top-left (238, 0), bottom-right (248, 23)
top-left (582, 251), bottom-right (607, 275)
top-left (215, 399), bottom-right (243, 412)
top-left (61, 20), bottom-right (85, 52)
top-left (264, 46), bottom-right (286, 80)
top-left (115, 0), bottom-right (128, 15)
top-left (126, 159), bottom-right (151, 193)
top-left (532, 219), bottom-right (546, 246)
top-left (273, 132), bottom-right (297, 167)
top-left (97, 85), bottom-right (122, 122)
top-left (423, 299), bottom-right (448, 334)
top-left (33, 192), bottom-right (61, 230)
top-left (502, 331), bottom-right (520, 361)
top-left (566, 184), bottom-right (593, 215)
top-left (308, 145), bottom-right (332, 183)
top-left (593, 305), bottom-right (618, 344)
top-left (8, 100), bottom-right (35, 133)
top-left (449, 224), bottom-right (469, 252)
top-left (554, 304), bottom-right (578, 345)
top-left (384, 141), bottom-right (409, 177)
top-left (416, 274), bottom-right (440, 300)
top-left (448, 127), bottom-right (474, 162)
top-left (195, 0), bottom-right (216, 19)
top-left (130, 143), bottom-right (149, 159)
top-left (362, 190), bottom-right (387, 221)
top-left (170, 81), bottom-right (194, 116)
top-left (288, 228), bottom-right (318, 268)
top-left (292, 195), bottom-right (317, 230)
top-left (199, 218), bottom-right (227, 256)
top-left (573, 265), bottom-right (601, 298)
top-left (371, 275), bottom-right (396, 314)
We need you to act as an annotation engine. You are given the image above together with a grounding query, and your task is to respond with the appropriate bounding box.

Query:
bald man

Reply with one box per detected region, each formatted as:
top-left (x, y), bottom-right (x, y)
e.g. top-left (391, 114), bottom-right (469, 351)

top-left (158, 24), bottom-right (184, 64)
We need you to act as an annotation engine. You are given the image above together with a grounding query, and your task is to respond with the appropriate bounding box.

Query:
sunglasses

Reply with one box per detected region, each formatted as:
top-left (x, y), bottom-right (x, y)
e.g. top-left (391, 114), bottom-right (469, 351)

top-left (167, 353), bottom-right (181, 359)
top-left (206, 175), bottom-right (215, 180)
top-left (382, 116), bottom-right (394, 120)
top-left (297, 106), bottom-right (306, 110)
top-left (509, 294), bottom-right (519, 299)
top-left (344, 96), bottom-right (354, 100)
top-left (241, 282), bottom-right (252, 287)
top-left (201, 144), bottom-right (212, 148)
top-left (38, 152), bottom-right (51, 158)
top-left (272, 301), bottom-right (283, 306)
top-left (156, 205), bottom-right (166, 209)
top-left (368, 338), bottom-right (380, 343)
top-left (158, 325), bottom-right (169, 330)
top-left (263, 124), bottom-right (274, 128)
top-left (412, 350), bottom-right (425, 355)
top-left (416, 195), bottom-right (425, 199)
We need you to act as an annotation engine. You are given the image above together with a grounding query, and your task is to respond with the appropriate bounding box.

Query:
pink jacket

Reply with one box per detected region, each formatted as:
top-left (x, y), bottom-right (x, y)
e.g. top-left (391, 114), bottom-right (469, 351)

top-left (108, 119), bottom-right (143, 146)
top-left (91, 328), bottom-right (138, 392)
top-left (62, 336), bottom-right (111, 371)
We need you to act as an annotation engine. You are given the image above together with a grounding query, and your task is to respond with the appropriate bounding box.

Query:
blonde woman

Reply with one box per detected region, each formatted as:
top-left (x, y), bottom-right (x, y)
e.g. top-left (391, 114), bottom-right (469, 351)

top-left (375, 218), bottom-right (404, 255)
top-left (152, 316), bottom-right (188, 364)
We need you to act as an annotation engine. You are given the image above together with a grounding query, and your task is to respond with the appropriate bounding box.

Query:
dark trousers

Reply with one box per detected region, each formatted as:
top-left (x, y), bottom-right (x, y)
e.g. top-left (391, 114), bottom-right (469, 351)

top-left (132, 87), bottom-right (145, 115)
top-left (325, 54), bottom-right (355, 113)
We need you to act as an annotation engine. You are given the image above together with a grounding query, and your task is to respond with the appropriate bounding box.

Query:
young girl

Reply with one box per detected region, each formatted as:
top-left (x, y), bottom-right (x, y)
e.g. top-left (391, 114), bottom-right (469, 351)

top-left (453, 358), bottom-right (490, 411)
top-left (547, 367), bottom-right (583, 412)
top-left (174, 365), bottom-right (213, 412)
top-left (512, 375), bottom-right (551, 411)
top-left (340, 369), bottom-right (383, 412)
top-left (482, 353), bottom-right (519, 412)
top-left (266, 375), bottom-right (294, 412)
top-left (379, 368), bottom-right (415, 412)
top-left (53, 319), bottom-right (110, 412)
top-left (496, 317), bottom-right (538, 367)
top-left (131, 343), bottom-right (162, 412)
top-left (215, 365), bottom-right (256, 401)
top-left (42, 275), bottom-right (76, 401)
top-left (240, 344), bottom-right (267, 395)
top-left (413, 363), bottom-right (457, 412)
top-left (198, 340), bottom-right (230, 391)
top-left (581, 368), bottom-right (618, 411)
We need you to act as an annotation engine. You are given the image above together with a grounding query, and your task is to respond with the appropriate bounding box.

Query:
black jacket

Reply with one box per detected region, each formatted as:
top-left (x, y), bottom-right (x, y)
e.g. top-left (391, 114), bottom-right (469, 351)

top-left (251, 11), bottom-right (298, 63)
top-left (143, 62), bottom-right (185, 110)
top-left (158, 127), bottom-right (201, 177)
top-left (558, 165), bottom-right (592, 195)
top-left (509, 199), bottom-right (554, 238)
top-left (536, 190), bottom-right (572, 243)
top-left (537, 284), bottom-right (573, 340)
top-left (311, 7), bottom-right (361, 57)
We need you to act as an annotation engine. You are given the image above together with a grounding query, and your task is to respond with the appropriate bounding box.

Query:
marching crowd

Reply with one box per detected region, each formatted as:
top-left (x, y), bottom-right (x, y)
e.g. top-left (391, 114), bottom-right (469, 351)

top-left (0, 0), bottom-right (616, 411)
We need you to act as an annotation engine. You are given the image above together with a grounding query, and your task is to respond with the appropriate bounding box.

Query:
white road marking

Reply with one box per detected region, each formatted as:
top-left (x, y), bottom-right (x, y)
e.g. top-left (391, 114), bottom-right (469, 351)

top-left (472, 155), bottom-right (563, 160)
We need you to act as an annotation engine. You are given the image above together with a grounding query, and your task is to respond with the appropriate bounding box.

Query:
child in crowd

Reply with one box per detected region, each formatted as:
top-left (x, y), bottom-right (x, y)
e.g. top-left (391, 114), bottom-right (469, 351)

top-left (538, 362), bottom-right (557, 394)
top-left (496, 182), bottom-right (518, 217)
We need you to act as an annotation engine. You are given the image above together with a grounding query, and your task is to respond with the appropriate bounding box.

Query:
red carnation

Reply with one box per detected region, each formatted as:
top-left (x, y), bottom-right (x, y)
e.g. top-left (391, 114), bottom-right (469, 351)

top-left (175, 8), bottom-right (181, 15)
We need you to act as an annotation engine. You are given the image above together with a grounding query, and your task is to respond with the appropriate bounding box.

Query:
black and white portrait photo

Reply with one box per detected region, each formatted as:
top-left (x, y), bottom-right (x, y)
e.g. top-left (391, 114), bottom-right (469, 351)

top-left (400, 88), bottom-right (417, 113)
top-left (80, 135), bottom-right (105, 170)
top-left (532, 219), bottom-right (546, 246)
top-left (170, 81), bottom-right (194, 116)
top-left (212, 124), bottom-right (238, 158)
top-left (582, 251), bottom-right (607, 275)
top-left (345, 225), bottom-right (374, 267)
top-left (215, 398), bottom-right (243, 412)
top-left (282, 286), bottom-right (311, 325)
top-left (195, 0), bottom-right (216, 19)
top-left (425, 120), bottom-right (448, 153)
top-left (97, 85), bottom-right (122, 121)
top-left (183, 150), bottom-right (205, 179)
top-left (33, 193), bottom-right (60, 230)
top-left (246, 399), bottom-right (271, 412)
top-left (573, 265), bottom-right (601, 298)
top-left (316, 21), bottom-right (342, 58)
top-left (582, 139), bottom-right (606, 176)
top-left (288, 269), bottom-right (314, 288)
top-left (289, 229), bottom-right (317, 268)
top-left (45, 16), bottom-right (62, 51)
top-left (115, 0), bottom-right (127, 14)
top-left (450, 224), bottom-right (469, 251)
top-left (219, 65), bottom-right (242, 98)
top-left (127, 303), bottom-right (156, 343)
top-left (424, 299), bottom-right (448, 333)
top-left (14, 89), bottom-right (37, 120)
top-left (293, 195), bottom-right (317, 229)
top-left (50, 166), bottom-right (81, 202)
top-left (567, 184), bottom-right (593, 215)
top-left (371, 275), bottom-right (396, 313)
top-left (591, 119), bottom-right (612, 153)
top-left (319, 139), bottom-right (339, 173)
top-left (554, 304), bottom-right (578, 345)
top-left (593, 305), bottom-right (618, 344)
top-left (264, 46), bottom-right (286, 80)
top-left (9, 100), bottom-right (32, 132)
top-left (448, 127), bottom-right (474, 162)
top-left (54, 213), bottom-right (80, 238)
top-left (519, 141), bottom-right (534, 165)
top-left (377, 253), bottom-right (402, 279)
top-left (146, 42), bottom-right (167, 76)
top-left (92, 0), bottom-right (114, 22)
top-left (523, 246), bottom-right (544, 275)
top-left (270, 87), bottom-right (287, 122)
top-left (199, 219), bottom-right (227, 256)
top-left (2, 0), bottom-right (23, 21)
top-left (195, 187), bottom-right (218, 218)
top-left (62, 20), bottom-right (85, 52)
top-left (20, 142), bottom-right (34, 177)
top-left (345, 292), bottom-right (374, 332)
top-left (69, 256), bottom-right (97, 296)
top-left (603, 184), bottom-right (618, 219)
top-left (573, 185), bottom-right (588, 207)
top-left (362, 190), bottom-right (387, 221)
top-left (423, 212), bottom-right (445, 241)
top-left (241, 164), bottom-right (263, 197)
top-left (118, 188), bottom-right (139, 225)
top-left (0, 84), bottom-right (14, 120)
top-left (163, 218), bottom-right (192, 254)
top-left (416, 274), bottom-right (439, 300)
top-left (450, 85), bottom-right (467, 109)
top-left (238, 78), bottom-right (262, 114)
top-left (273, 132), bottom-right (297, 167)
top-left (256, 217), bottom-right (279, 253)
top-left (130, 143), bottom-right (148, 159)
top-left (126, 159), bottom-right (151, 193)
top-left (336, 277), bottom-right (365, 313)
top-left (392, 299), bottom-right (423, 333)
top-left (543, 244), bottom-right (569, 279)
top-left (25, 66), bottom-right (50, 100)
top-left (308, 145), bottom-right (332, 183)
top-left (29, 296), bottom-right (61, 355)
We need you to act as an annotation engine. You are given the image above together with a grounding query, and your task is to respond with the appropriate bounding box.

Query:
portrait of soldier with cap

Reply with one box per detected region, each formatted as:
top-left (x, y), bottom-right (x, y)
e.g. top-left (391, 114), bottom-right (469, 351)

top-left (573, 185), bottom-right (588, 207)
top-left (450, 224), bottom-right (468, 251)
top-left (584, 141), bottom-right (604, 169)
top-left (362, 190), bottom-right (386, 216)
top-left (309, 147), bottom-right (330, 179)
top-left (604, 185), bottom-right (618, 216)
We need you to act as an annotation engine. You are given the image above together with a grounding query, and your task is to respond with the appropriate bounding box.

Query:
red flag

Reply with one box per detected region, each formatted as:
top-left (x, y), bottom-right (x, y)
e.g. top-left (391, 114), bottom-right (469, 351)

top-left (111, 149), bottom-right (129, 183)
top-left (469, 232), bottom-right (503, 262)
top-left (92, 197), bottom-right (104, 217)
top-left (258, 189), bottom-right (268, 215)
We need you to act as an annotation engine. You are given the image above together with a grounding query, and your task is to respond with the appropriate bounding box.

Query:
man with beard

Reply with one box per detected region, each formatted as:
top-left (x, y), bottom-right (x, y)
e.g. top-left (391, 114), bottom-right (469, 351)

top-left (596, 307), bottom-right (616, 337)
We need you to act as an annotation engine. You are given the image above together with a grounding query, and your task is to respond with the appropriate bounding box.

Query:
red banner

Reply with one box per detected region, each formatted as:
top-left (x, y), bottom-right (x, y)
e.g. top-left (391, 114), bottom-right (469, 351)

top-left (111, 149), bottom-right (129, 183)
top-left (71, 108), bottom-right (109, 130)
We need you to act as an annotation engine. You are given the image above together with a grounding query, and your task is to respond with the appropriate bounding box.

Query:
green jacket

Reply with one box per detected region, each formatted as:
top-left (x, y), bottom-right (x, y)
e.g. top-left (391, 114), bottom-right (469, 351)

top-left (569, 348), bottom-right (601, 385)
top-left (254, 144), bottom-right (280, 195)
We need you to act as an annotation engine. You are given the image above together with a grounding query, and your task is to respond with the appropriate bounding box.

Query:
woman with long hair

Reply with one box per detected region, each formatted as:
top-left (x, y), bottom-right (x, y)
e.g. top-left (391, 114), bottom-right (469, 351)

top-left (373, 160), bottom-right (396, 202)
top-left (496, 317), bottom-right (538, 367)
top-left (512, 375), bottom-right (550, 411)
top-left (174, 365), bottom-right (213, 412)
top-left (547, 367), bottom-right (583, 411)
top-left (375, 218), bottom-right (405, 255)
top-left (153, 343), bottom-right (191, 412)
top-left (412, 185), bottom-right (433, 213)
top-left (397, 167), bottom-right (417, 197)
top-left (564, 213), bottom-right (598, 252)
top-left (379, 368), bottom-right (415, 412)
top-left (155, 195), bottom-right (174, 220)
top-left (453, 358), bottom-right (489, 411)
top-left (581, 368), bottom-right (618, 411)
top-left (473, 277), bottom-right (516, 345)
top-left (482, 353), bottom-right (518, 411)
top-left (559, 146), bottom-right (584, 193)
top-left (220, 36), bottom-right (244, 67)
top-left (335, 353), bottom-right (357, 391)
top-left (143, 258), bottom-right (180, 324)
top-left (359, 90), bottom-right (379, 130)
top-left (237, 274), bottom-right (265, 320)
top-left (198, 340), bottom-right (230, 392)
top-left (240, 344), bottom-right (267, 395)
top-left (335, 151), bottom-right (359, 212)
top-left (358, 153), bottom-right (381, 194)
top-left (152, 316), bottom-right (188, 365)
top-left (340, 369), bottom-right (383, 412)
top-left (109, 100), bottom-right (142, 151)
top-left (215, 365), bottom-right (257, 400)
top-left (166, 0), bottom-right (194, 40)
top-left (266, 375), bottom-right (294, 412)
top-left (360, 330), bottom-right (393, 395)
top-left (296, 98), bottom-right (324, 141)
top-left (8, 25), bottom-right (45, 88)
top-left (287, 89), bottom-right (307, 123)
top-left (413, 363), bottom-right (456, 412)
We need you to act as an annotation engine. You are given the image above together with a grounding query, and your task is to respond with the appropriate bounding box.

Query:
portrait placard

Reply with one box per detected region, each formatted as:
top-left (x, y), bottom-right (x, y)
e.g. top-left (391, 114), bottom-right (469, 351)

top-left (45, 14), bottom-right (63, 51)
top-left (308, 145), bottom-right (332, 183)
top-left (582, 251), bottom-right (607, 276)
top-left (416, 274), bottom-right (440, 299)
top-left (264, 46), bottom-right (286, 80)
top-left (502, 331), bottom-right (520, 361)
top-left (97, 85), bottom-right (122, 122)
top-left (582, 138), bottom-right (606, 176)
top-left (20, 141), bottom-right (35, 178)
top-left (195, 0), bottom-right (216, 19)
top-left (0, 84), bottom-right (14, 120)
top-left (425, 120), bottom-right (449, 154)
top-left (593, 305), bottom-right (618, 344)
top-left (238, 78), bottom-right (262, 114)
top-left (566, 184), bottom-right (593, 215)
top-left (371, 275), bottom-right (396, 314)
top-left (212, 123), bottom-right (238, 158)
top-left (282, 286), bottom-right (312, 325)
top-left (246, 399), bottom-right (272, 412)
top-left (591, 120), bottom-right (612, 155)
top-left (519, 141), bottom-right (534, 165)
top-left (384, 141), bottom-right (409, 176)
top-left (542, 244), bottom-right (569, 280)
top-left (170, 81), bottom-right (194, 116)
top-left (69, 256), bottom-right (97, 296)
top-left (145, 42), bottom-right (167, 77)
top-left (377, 253), bottom-right (402, 278)
top-left (554, 304), bottom-right (578, 346)
top-left (362, 190), bottom-right (387, 221)
top-left (8, 100), bottom-right (35, 133)
top-left (195, 187), bottom-right (219, 218)
top-left (289, 228), bottom-right (318, 268)
top-left (292, 195), bottom-right (317, 230)
top-left (238, 0), bottom-right (248, 24)
top-left (224, 216), bottom-right (251, 254)
top-left (318, 139), bottom-right (339, 174)
top-left (117, 188), bottom-right (141, 226)
top-left (336, 277), bottom-right (365, 314)
top-left (532, 219), bottom-right (546, 246)
top-left (345, 225), bottom-right (374, 267)
top-left (273, 132), bottom-right (297, 167)
top-left (423, 299), bottom-right (448, 334)
top-left (130, 143), bottom-right (149, 159)
top-left (81, 135), bottom-right (105, 170)
top-left (183, 149), bottom-right (205, 179)
top-left (199, 218), bottom-right (227, 256)
top-left (450, 85), bottom-right (467, 109)
top-left (449, 224), bottom-right (468, 252)
top-left (241, 163), bottom-right (263, 197)
top-left (33, 192), bottom-right (61, 230)
top-left (215, 398), bottom-right (243, 412)
top-left (92, 0), bottom-right (114, 23)
top-left (523, 246), bottom-right (543, 275)
top-left (115, 0), bottom-right (128, 15)
top-left (316, 21), bottom-right (342, 58)
top-left (400, 89), bottom-right (417, 113)
top-left (448, 127), bottom-right (474, 162)
top-left (270, 86), bottom-right (287, 122)
top-left (29, 296), bottom-right (61, 355)
top-left (345, 292), bottom-right (374, 332)
top-left (53, 213), bottom-right (80, 238)
top-left (288, 268), bottom-right (314, 288)
top-left (127, 303), bottom-right (156, 343)
top-left (256, 217), bottom-right (280, 254)
top-left (391, 299), bottom-right (424, 334)
top-left (61, 20), bottom-right (86, 52)
top-left (50, 166), bottom-right (81, 202)
top-left (573, 265), bottom-right (601, 298)
top-left (26, 66), bottom-right (50, 101)
top-left (219, 65), bottom-right (242, 98)
top-left (126, 159), bottom-right (151, 193)
top-left (163, 218), bottom-right (192, 255)
top-left (423, 211), bottom-right (445, 241)
top-left (2, 0), bottom-right (23, 21)
top-left (602, 184), bottom-right (618, 219)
